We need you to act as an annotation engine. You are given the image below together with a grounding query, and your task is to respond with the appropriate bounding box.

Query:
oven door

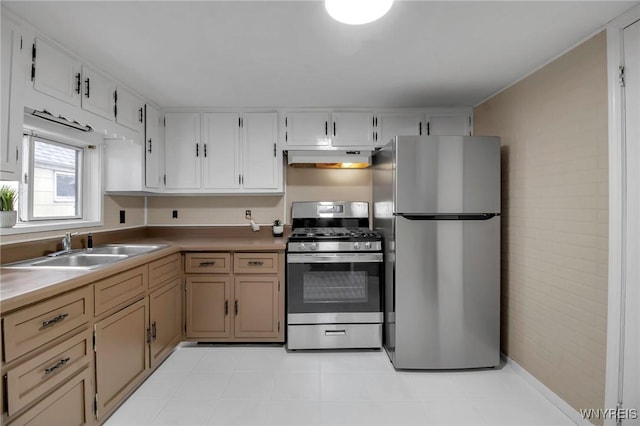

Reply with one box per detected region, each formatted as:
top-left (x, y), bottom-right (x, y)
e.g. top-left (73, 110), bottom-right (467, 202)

top-left (287, 252), bottom-right (383, 324)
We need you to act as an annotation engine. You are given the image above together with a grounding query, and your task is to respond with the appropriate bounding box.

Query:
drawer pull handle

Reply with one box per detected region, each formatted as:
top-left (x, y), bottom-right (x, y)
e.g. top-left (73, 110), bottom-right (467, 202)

top-left (248, 261), bottom-right (264, 266)
top-left (198, 261), bottom-right (216, 267)
top-left (325, 330), bottom-right (347, 336)
top-left (41, 313), bottom-right (69, 329)
top-left (44, 357), bottom-right (70, 376)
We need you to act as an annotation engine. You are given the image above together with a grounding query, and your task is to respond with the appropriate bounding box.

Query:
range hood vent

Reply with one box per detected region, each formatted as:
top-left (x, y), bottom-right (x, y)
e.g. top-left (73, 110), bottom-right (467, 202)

top-left (286, 150), bottom-right (371, 169)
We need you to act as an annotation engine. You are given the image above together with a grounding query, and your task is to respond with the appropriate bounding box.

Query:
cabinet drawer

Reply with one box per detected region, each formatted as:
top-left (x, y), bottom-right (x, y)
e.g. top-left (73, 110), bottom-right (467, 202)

top-left (9, 367), bottom-right (92, 426)
top-left (3, 287), bottom-right (92, 363)
top-left (6, 329), bottom-right (91, 416)
top-left (234, 253), bottom-right (278, 274)
top-left (185, 253), bottom-right (231, 274)
top-left (149, 253), bottom-right (181, 289)
top-left (94, 265), bottom-right (147, 316)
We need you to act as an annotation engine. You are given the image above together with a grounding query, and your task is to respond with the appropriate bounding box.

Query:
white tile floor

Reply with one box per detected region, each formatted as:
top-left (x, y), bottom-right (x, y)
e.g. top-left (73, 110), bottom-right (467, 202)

top-left (104, 344), bottom-right (577, 426)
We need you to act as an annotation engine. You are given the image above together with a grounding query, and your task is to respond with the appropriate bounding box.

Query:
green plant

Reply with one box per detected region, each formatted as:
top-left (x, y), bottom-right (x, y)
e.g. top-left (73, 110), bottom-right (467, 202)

top-left (0, 185), bottom-right (18, 211)
top-left (273, 219), bottom-right (282, 226)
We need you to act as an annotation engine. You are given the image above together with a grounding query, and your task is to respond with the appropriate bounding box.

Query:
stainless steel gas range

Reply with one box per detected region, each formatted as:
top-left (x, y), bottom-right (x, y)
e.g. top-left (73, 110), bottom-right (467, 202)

top-left (286, 201), bottom-right (383, 350)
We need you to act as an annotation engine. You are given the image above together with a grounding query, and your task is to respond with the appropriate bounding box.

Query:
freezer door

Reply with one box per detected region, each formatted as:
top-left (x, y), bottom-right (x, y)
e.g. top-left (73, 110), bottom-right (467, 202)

top-left (393, 215), bottom-right (500, 369)
top-left (394, 136), bottom-right (501, 214)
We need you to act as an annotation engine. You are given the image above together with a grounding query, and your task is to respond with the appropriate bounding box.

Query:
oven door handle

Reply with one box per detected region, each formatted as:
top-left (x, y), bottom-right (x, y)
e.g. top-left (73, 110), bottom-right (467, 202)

top-left (287, 253), bottom-right (383, 263)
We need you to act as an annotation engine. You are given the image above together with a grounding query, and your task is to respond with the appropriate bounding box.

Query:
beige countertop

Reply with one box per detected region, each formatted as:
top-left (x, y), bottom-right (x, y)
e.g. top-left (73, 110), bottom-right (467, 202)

top-left (0, 234), bottom-right (286, 314)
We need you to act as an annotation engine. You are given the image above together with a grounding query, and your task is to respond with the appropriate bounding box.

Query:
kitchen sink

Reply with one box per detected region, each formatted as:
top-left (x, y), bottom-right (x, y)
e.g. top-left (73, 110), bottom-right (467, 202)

top-left (2, 244), bottom-right (168, 270)
top-left (88, 244), bottom-right (166, 256)
top-left (4, 253), bottom-right (127, 270)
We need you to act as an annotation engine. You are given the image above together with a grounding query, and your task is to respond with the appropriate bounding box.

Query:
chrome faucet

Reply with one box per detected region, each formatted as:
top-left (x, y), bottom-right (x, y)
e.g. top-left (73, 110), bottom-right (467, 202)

top-left (62, 232), bottom-right (78, 252)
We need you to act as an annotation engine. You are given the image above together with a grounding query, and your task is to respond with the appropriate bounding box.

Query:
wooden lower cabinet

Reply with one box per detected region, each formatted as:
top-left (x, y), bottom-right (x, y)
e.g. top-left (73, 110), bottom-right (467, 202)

top-left (184, 251), bottom-right (284, 342)
top-left (94, 299), bottom-right (149, 421)
top-left (10, 368), bottom-right (93, 426)
top-left (185, 275), bottom-right (232, 338)
top-left (234, 276), bottom-right (280, 338)
top-left (149, 278), bottom-right (182, 368)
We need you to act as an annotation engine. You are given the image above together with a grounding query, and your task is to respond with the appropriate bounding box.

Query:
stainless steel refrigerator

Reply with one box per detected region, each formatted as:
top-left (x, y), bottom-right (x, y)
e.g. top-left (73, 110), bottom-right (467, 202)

top-left (372, 135), bottom-right (501, 369)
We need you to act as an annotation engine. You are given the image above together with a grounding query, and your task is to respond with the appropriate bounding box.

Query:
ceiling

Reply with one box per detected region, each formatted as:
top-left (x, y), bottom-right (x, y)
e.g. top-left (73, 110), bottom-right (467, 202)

top-left (3, 1), bottom-right (637, 109)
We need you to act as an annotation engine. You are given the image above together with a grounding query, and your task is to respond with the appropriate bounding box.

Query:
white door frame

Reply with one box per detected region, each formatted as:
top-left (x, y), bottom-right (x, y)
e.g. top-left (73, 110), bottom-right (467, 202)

top-left (605, 5), bottom-right (640, 425)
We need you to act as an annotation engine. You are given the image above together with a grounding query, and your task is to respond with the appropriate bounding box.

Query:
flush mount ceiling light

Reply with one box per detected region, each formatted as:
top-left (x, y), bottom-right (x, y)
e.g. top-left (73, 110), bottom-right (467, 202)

top-left (325, 0), bottom-right (394, 25)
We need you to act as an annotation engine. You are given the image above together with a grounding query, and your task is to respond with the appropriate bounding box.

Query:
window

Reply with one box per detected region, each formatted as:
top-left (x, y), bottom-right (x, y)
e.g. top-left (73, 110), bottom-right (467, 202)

top-left (26, 137), bottom-right (82, 220)
top-left (0, 120), bottom-right (103, 234)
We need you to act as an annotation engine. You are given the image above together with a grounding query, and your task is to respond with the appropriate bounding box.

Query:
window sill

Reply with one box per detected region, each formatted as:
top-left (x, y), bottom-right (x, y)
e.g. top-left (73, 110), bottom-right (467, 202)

top-left (0, 220), bottom-right (103, 236)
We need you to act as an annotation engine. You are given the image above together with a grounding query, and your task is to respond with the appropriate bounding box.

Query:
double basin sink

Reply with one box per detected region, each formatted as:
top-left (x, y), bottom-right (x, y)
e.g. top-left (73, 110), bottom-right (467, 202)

top-left (3, 244), bottom-right (167, 270)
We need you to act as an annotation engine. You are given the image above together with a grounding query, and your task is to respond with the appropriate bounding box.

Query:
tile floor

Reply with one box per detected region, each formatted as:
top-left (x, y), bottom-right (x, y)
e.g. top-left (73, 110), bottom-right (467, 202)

top-left (104, 344), bottom-right (577, 426)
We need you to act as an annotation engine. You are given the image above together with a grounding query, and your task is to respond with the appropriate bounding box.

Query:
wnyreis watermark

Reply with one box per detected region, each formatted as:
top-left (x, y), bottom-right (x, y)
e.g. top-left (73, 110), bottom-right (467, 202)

top-left (579, 408), bottom-right (639, 420)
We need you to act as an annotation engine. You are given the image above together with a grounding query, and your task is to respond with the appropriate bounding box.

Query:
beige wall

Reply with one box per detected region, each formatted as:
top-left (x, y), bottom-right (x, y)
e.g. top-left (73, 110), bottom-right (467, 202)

top-left (0, 195), bottom-right (145, 244)
top-left (145, 167), bottom-right (373, 226)
top-left (146, 196), bottom-right (285, 226)
top-left (474, 32), bottom-right (608, 416)
top-left (285, 167), bottom-right (372, 222)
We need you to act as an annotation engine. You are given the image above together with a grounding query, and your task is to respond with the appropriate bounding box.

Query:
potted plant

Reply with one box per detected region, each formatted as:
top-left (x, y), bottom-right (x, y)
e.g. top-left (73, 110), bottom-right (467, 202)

top-left (0, 185), bottom-right (18, 228)
top-left (272, 219), bottom-right (284, 237)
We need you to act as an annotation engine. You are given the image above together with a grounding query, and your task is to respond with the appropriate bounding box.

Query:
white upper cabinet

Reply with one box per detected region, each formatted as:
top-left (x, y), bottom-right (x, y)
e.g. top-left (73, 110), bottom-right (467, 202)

top-left (202, 113), bottom-right (240, 190)
top-left (80, 65), bottom-right (115, 121)
top-left (116, 86), bottom-right (144, 132)
top-left (32, 38), bottom-right (81, 107)
top-left (1, 16), bottom-right (26, 180)
top-left (145, 104), bottom-right (163, 189)
top-left (424, 111), bottom-right (471, 136)
top-left (242, 112), bottom-right (280, 191)
top-left (164, 112), bottom-right (201, 189)
top-left (377, 112), bottom-right (423, 147)
top-left (281, 111), bottom-right (331, 147)
top-left (163, 111), bottom-right (282, 194)
top-left (331, 112), bottom-right (375, 147)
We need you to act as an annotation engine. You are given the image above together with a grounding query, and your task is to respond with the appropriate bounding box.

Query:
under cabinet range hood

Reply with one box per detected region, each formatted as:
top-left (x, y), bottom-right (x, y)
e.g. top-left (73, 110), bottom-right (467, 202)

top-left (286, 150), bottom-right (371, 169)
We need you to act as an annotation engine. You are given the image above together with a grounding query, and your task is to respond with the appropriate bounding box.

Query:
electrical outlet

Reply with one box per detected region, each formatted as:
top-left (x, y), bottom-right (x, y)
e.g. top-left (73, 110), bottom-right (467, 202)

top-left (172, 210), bottom-right (178, 219)
top-left (245, 210), bottom-right (252, 219)
top-left (119, 210), bottom-right (126, 224)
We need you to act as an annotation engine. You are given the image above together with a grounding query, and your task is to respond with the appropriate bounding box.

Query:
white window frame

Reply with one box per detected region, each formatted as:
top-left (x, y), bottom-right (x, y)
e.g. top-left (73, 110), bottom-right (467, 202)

top-left (25, 135), bottom-right (83, 221)
top-left (0, 117), bottom-right (103, 235)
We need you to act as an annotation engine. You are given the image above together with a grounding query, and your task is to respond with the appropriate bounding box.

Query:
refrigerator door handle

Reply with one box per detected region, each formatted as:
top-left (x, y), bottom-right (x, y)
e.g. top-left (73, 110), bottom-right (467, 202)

top-left (398, 213), bottom-right (498, 221)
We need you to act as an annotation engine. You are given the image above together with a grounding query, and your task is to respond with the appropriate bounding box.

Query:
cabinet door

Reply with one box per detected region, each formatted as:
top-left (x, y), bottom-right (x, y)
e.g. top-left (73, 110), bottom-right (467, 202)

top-left (424, 111), bottom-right (471, 136)
top-left (377, 112), bottom-right (423, 147)
top-left (94, 299), bottom-right (149, 420)
top-left (1, 17), bottom-right (25, 179)
top-left (145, 104), bottom-right (163, 189)
top-left (202, 113), bottom-right (240, 189)
top-left (185, 276), bottom-right (232, 338)
top-left (331, 112), bottom-right (375, 147)
top-left (164, 112), bottom-right (201, 189)
top-left (116, 86), bottom-right (144, 132)
top-left (234, 276), bottom-right (279, 339)
top-left (242, 112), bottom-right (281, 190)
top-left (9, 368), bottom-right (93, 426)
top-left (149, 279), bottom-right (181, 369)
top-left (32, 38), bottom-right (81, 107)
top-left (80, 65), bottom-right (116, 121)
top-left (282, 111), bottom-right (331, 146)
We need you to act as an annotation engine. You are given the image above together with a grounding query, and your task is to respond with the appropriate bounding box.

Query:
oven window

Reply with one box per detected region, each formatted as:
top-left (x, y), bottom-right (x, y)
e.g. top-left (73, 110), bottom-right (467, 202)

top-left (287, 260), bottom-right (382, 314)
top-left (303, 271), bottom-right (368, 303)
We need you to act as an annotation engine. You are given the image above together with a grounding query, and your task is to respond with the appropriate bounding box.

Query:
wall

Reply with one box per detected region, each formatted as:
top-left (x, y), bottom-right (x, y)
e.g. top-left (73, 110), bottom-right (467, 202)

top-left (145, 166), bottom-right (373, 227)
top-left (474, 32), bottom-right (608, 416)
top-left (0, 195), bottom-right (145, 244)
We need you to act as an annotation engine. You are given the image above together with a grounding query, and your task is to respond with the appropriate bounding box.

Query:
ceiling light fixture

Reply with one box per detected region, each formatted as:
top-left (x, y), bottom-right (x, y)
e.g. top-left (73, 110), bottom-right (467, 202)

top-left (325, 0), bottom-right (394, 25)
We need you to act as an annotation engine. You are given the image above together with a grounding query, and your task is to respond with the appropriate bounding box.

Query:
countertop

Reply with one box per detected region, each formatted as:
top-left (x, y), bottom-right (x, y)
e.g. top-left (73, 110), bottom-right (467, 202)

top-left (0, 234), bottom-right (287, 314)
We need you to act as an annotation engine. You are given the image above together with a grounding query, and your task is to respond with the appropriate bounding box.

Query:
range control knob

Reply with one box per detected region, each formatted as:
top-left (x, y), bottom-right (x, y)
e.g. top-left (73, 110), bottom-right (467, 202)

top-left (353, 242), bottom-right (361, 250)
top-left (310, 243), bottom-right (318, 251)
top-left (365, 242), bottom-right (372, 249)
top-left (299, 243), bottom-right (306, 251)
